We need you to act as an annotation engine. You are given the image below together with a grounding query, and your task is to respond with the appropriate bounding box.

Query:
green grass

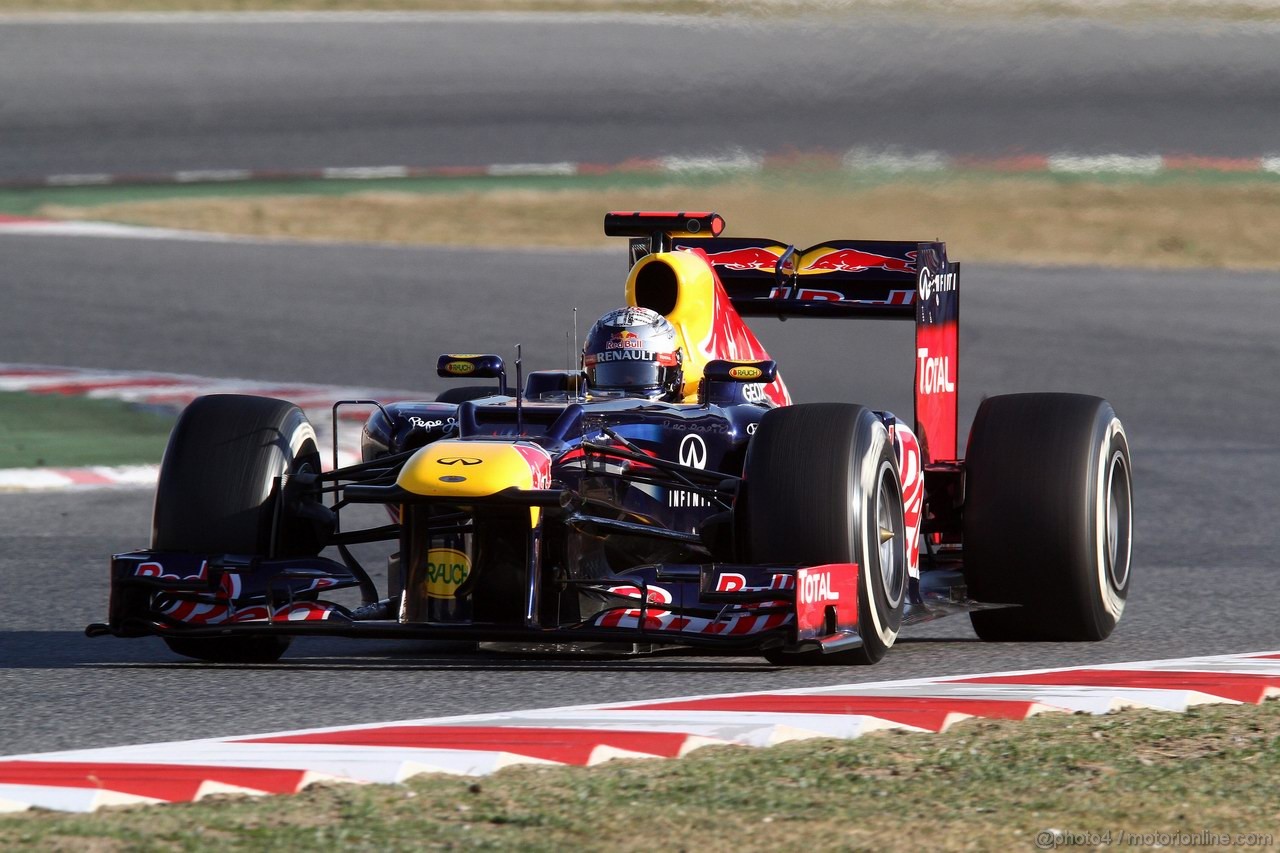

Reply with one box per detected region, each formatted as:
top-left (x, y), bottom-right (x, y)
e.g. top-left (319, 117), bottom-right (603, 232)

top-left (23, 169), bottom-right (1280, 270)
top-left (0, 172), bottom-right (721, 216)
top-left (0, 391), bottom-right (175, 469)
top-left (4, 165), bottom-right (1277, 217)
top-left (2, 700), bottom-right (1277, 850)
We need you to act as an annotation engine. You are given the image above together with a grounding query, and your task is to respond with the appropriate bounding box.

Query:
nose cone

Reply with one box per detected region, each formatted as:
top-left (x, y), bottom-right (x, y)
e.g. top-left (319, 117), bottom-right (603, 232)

top-left (398, 442), bottom-right (529, 497)
top-left (397, 440), bottom-right (553, 499)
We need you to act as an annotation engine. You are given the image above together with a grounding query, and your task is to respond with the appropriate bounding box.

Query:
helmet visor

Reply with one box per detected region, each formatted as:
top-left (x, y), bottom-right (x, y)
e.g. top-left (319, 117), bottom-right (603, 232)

top-left (589, 358), bottom-right (664, 391)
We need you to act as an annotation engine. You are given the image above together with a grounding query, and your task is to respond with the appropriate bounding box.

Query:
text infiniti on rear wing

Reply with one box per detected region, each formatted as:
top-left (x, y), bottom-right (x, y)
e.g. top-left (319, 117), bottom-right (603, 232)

top-left (608, 211), bottom-right (961, 464)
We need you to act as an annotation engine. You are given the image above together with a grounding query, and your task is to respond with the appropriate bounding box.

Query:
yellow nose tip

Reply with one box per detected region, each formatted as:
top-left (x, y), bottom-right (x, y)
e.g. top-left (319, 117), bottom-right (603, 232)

top-left (398, 441), bottom-right (535, 498)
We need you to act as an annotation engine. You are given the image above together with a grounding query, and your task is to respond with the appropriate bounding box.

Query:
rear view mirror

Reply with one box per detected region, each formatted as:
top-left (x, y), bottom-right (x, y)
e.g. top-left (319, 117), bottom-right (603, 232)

top-left (703, 359), bottom-right (778, 383)
top-left (436, 354), bottom-right (507, 395)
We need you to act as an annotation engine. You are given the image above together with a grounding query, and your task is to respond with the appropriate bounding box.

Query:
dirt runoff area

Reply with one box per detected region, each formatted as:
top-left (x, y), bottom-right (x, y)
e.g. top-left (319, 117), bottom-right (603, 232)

top-left (35, 175), bottom-right (1280, 271)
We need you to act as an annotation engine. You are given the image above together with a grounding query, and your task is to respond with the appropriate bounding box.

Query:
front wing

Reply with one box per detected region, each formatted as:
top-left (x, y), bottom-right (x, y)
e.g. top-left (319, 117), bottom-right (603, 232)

top-left (89, 552), bottom-right (864, 656)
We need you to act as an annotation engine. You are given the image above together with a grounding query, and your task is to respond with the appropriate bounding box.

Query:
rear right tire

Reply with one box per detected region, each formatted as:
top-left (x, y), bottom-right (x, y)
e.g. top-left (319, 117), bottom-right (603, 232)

top-left (963, 393), bottom-right (1132, 641)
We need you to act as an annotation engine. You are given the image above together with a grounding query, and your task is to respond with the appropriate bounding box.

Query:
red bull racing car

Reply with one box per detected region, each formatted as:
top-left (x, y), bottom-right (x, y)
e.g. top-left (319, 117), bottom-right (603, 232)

top-left (88, 211), bottom-right (1133, 665)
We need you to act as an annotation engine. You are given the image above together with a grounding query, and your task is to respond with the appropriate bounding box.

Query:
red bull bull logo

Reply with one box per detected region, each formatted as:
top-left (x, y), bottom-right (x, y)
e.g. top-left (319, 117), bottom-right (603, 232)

top-left (697, 246), bottom-right (784, 272)
top-left (607, 330), bottom-right (643, 349)
top-left (802, 247), bottom-right (917, 274)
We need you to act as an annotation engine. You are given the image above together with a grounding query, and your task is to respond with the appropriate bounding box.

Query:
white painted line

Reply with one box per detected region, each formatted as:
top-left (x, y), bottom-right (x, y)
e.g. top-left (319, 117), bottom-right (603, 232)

top-left (843, 147), bottom-right (950, 173)
top-left (799, 681), bottom-right (1197, 714)
top-left (506, 709), bottom-right (914, 742)
top-left (174, 169), bottom-right (254, 183)
top-left (20, 742), bottom-right (538, 784)
top-left (83, 465), bottom-right (162, 486)
top-left (1130, 657), bottom-right (1280, 676)
top-left (322, 166), bottom-right (412, 180)
top-left (0, 219), bottom-right (236, 241)
top-left (0, 372), bottom-right (186, 392)
top-left (44, 173), bottom-right (113, 186)
top-left (0, 784), bottom-right (159, 813)
top-left (0, 465), bottom-right (159, 493)
top-left (0, 469), bottom-right (90, 491)
top-left (1047, 154), bottom-right (1164, 175)
top-left (486, 162), bottom-right (579, 177)
top-left (661, 151), bottom-right (764, 173)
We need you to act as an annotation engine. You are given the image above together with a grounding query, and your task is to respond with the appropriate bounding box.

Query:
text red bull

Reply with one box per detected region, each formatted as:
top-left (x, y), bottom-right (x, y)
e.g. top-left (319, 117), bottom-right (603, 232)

top-left (607, 330), bottom-right (643, 349)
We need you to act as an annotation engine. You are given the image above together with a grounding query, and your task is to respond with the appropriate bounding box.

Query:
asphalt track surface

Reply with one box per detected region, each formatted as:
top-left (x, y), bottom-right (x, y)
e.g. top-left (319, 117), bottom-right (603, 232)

top-left (3, 13), bottom-right (1280, 180)
top-left (1, 230), bottom-right (1278, 755)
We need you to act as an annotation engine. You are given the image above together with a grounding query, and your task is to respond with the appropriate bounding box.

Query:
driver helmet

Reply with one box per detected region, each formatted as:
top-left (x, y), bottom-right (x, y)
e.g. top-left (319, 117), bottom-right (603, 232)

top-left (582, 307), bottom-right (684, 400)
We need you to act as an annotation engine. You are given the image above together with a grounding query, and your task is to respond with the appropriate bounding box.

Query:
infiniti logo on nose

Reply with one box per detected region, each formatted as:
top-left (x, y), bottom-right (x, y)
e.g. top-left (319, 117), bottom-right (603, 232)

top-left (678, 433), bottom-right (707, 469)
top-left (439, 457), bottom-right (482, 466)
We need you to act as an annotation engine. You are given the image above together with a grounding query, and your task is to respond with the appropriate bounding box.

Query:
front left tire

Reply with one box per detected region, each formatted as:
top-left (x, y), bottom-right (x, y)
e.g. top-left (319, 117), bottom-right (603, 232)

top-left (739, 403), bottom-right (907, 665)
top-left (152, 394), bottom-right (328, 663)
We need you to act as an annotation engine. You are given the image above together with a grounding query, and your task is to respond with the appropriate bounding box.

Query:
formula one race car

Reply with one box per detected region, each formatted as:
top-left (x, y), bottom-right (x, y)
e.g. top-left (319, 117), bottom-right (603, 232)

top-left (89, 211), bottom-right (1133, 666)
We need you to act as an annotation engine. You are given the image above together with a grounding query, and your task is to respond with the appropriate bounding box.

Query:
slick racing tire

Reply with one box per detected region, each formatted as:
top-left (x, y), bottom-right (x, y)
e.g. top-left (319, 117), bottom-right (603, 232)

top-left (741, 403), bottom-right (907, 666)
top-left (153, 395), bottom-right (328, 663)
top-left (963, 393), bottom-right (1132, 642)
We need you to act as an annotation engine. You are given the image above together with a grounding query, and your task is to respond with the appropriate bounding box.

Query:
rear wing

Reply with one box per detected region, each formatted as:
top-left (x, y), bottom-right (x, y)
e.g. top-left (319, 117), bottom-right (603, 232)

top-left (606, 211), bottom-right (961, 461)
top-left (668, 236), bottom-right (924, 319)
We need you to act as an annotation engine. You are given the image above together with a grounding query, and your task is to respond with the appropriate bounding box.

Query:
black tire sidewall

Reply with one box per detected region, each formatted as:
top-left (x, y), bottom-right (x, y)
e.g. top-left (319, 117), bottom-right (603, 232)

top-left (855, 445), bottom-right (907, 659)
top-left (152, 395), bottom-right (323, 556)
top-left (1086, 412), bottom-right (1132, 632)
